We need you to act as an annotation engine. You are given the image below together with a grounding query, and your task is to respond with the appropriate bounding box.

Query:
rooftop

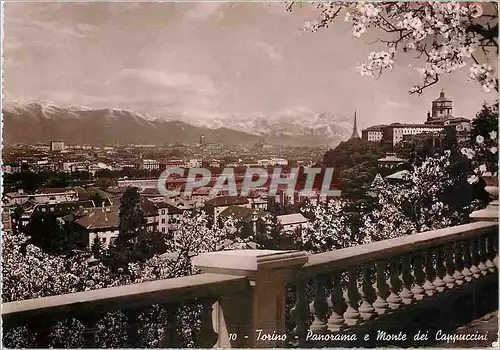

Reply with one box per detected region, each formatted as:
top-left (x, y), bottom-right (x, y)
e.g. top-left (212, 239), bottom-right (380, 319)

top-left (205, 196), bottom-right (249, 207)
top-left (276, 213), bottom-right (309, 226)
top-left (433, 90), bottom-right (452, 102)
top-left (219, 205), bottom-right (253, 221)
top-left (386, 170), bottom-right (411, 181)
top-left (363, 124), bottom-right (387, 131)
top-left (36, 187), bottom-right (76, 194)
top-left (75, 207), bottom-right (119, 230)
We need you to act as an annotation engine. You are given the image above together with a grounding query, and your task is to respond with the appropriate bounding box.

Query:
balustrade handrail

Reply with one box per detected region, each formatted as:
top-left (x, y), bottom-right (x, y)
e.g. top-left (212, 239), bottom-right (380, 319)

top-left (293, 221), bottom-right (498, 279)
top-left (2, 273), bottom-right (249, 329)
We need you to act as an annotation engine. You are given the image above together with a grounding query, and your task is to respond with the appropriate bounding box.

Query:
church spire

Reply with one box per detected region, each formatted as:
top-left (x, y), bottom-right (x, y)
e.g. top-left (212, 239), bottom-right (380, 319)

top-left (350, 109), bottom-right (360, 140)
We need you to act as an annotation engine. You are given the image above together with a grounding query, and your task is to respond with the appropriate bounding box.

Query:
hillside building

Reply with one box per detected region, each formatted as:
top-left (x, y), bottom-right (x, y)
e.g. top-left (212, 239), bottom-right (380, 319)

top-left (362, 90), bottom-right (471, 147)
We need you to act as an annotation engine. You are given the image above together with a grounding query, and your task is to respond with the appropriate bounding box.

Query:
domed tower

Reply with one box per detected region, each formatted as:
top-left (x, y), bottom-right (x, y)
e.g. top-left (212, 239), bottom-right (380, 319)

top-left (430, 89), bottom-right (453, 120)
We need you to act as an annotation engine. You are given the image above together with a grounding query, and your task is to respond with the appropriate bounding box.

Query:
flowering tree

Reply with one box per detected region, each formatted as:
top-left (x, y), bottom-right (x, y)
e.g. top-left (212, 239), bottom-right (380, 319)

top-left (460, 101), bottom-right (499, 184)
top-left (300, 199), bottom-right (361, 253)
top-left (2, 208), bottom-right (248, 348)
top-left (286, 2), bottom-right (498, 94)
top-left (361, 151), bottom-right (471, 241)
top-left (166, 210), bottom-right (248, 276)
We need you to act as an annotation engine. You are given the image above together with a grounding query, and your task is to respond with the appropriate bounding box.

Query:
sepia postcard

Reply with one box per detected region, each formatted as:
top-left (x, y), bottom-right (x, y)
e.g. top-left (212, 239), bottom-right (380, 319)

top-left (1, 1), bottom-right (499, 348)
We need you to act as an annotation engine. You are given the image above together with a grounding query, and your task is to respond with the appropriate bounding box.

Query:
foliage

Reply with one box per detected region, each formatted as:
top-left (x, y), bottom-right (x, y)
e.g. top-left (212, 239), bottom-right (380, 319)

top-left (300, 199), bottom-right (362, 253)
top-left (286, 2), bottom-right (498, 94)
top-left (461, 101), bottom-right (499, 183)
top-left (361, 151), bottom-right (472, 240)
top-left (25, 213), bottom-right (85, 255)
top-left (394, 137), bottom-right (438, 165)
top-left (165, 210), bottom-right (248, 276)
top-left (104, 230), bottom-right (168, 270)
top-left (323, 138), bottom-right (392, 202)
top-left (2, 207), bottom-right (248, 348)
top-left (3, 170), bottom-right (91, 192)
top-left (91, 234), bottom-right (104, 259)
top-left (117, 187), bottom-right (147, 243)
top-left (254, 213), bottom-right (298, 249)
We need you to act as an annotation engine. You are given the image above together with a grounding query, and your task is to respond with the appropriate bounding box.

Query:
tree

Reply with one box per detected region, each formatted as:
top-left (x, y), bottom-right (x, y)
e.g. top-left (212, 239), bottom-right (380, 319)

top-left (254, 214), bottom-right (292, 249)
top-left (286, 2), bottom-right (498, 94)
top-left (25, 213), bottom-right (84, 255)
top-left (165, 210), bottom-right (248, 276)
top-left (91, 234), bottom-right (104, 259)
top-left (117, 187), bottom-right (147, 244)
top-left (300, 199), bottom-right (361, 253)
top-left (2, 207), bottom-right (250, 348)
top-left (460, 101), bottom-right (499, 183)
top-left (360, 151), bottom-right (472, 241)
top-left (104, 187), bottom-right (170, 270)
top-left (470, 101), bottom-right (499, 142)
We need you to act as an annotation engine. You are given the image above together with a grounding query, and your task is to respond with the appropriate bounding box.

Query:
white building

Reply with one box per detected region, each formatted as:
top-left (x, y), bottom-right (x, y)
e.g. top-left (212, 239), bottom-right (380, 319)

top-left (76, 207), bottom-right (119, 250)
top-left (50, 141), bottom-right (65, 151)
top-left (277, 213), bottom-right (310, 233)
top-left (188, 158), bottom-right (202, 168)
top-left (384, 123), bottom-right (443, 146)
top-left (141, 159), bottom-right (160, 171)
top-left (362, 125), bottom-right (386, 142)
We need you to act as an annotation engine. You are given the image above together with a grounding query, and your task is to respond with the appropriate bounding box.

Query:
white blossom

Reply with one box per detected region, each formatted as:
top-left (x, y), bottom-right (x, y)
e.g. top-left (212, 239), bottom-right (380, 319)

top-left (468, 175), bottom-right (479, 184)
top-left (294, 2), bottom-right (498, 94)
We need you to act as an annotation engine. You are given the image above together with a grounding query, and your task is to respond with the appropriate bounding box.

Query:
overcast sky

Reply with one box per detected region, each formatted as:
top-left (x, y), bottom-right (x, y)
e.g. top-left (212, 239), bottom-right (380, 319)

top-left (4, 2), bottom-right (497, 129)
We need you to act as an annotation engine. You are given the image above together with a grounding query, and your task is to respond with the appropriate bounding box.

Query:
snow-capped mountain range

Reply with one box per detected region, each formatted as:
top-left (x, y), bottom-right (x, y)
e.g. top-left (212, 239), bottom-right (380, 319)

top-left (3, 101), bottom-right (352, 146)
top-left (181, 112), bottom-right (353, 139)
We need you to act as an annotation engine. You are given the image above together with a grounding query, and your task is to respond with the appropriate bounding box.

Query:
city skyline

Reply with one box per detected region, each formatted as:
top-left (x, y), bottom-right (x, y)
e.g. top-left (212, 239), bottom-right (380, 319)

top-left (4, 2), bottom-right (497, 131)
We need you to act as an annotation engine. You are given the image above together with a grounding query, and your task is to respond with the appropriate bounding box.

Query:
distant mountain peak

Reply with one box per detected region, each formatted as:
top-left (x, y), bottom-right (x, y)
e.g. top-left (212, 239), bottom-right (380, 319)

top-left (3, 102), bottom-right (349, 147)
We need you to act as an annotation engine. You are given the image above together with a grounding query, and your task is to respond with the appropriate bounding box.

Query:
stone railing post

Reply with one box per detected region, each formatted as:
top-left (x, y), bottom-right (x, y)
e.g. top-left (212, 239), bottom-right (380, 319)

top-left (193, 250), bottom-right (309, 348)
top-left (470, 184), bottom-right (498, 222)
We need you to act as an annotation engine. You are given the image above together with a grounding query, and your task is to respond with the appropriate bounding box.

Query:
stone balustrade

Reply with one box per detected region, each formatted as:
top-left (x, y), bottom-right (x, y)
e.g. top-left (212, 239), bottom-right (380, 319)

top-left (285, 221), bottom-right (498, 347)
top-left (2, 273), bottom-right (248, 348)
top-left (2, 219), bottom-right (498, 348)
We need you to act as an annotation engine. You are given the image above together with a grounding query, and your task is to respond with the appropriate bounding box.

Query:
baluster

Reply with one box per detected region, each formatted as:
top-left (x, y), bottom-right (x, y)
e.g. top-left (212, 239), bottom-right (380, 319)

top-left (452, 242), bottom-right (465, 286)
top-left (477, 236), bottom-right (489, 275)
top-left (433, 247), bottom-right (447, 292)
top-left (492, 232), bottom-right (498, 268)
top-left (484, 234), bottom-right (496, 272)
top-left (461, 240), bottom-right (474, 282)
top-left (358, 264), bottom-right (376, 321)
top-left (309, 274), bottom-right (328, 333)
top-left (327, 272), bottom-right (346, 332)
top-left (443, 245), bottom-right (456, 289)
top-left (470, 238), bottom-right (482, 279)
top-left (124, 309), bottom-right (142, 348)
top-left (372, 261), bottom-right (389, 315)
top-left (411, 254), bottom-right (426, 300)
top-left (80, 314), bottom-right (102, 348)
top-left (196, 299), bottom-right (218, 348)
top-left (343, 268), bottom-right (361, 326)
top-left (423, 250), bottom-right (437, 296)
top-left (28, 317), bottom-right (58, 348)
top-left (290, 279), bottom-right (309, 345)
top-left (161, 303), bottom-right (182, 348)
top-left (386, 260), bottom-right (403, 310)
top-left (400, 255), bottom-right (414, 305)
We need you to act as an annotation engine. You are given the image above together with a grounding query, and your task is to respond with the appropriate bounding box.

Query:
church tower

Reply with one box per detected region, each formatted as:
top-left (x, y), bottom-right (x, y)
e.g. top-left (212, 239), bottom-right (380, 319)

top-left (349, 110), bottom-right (360, 140)
top-left (431, 89), bottom-right (453, 120)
